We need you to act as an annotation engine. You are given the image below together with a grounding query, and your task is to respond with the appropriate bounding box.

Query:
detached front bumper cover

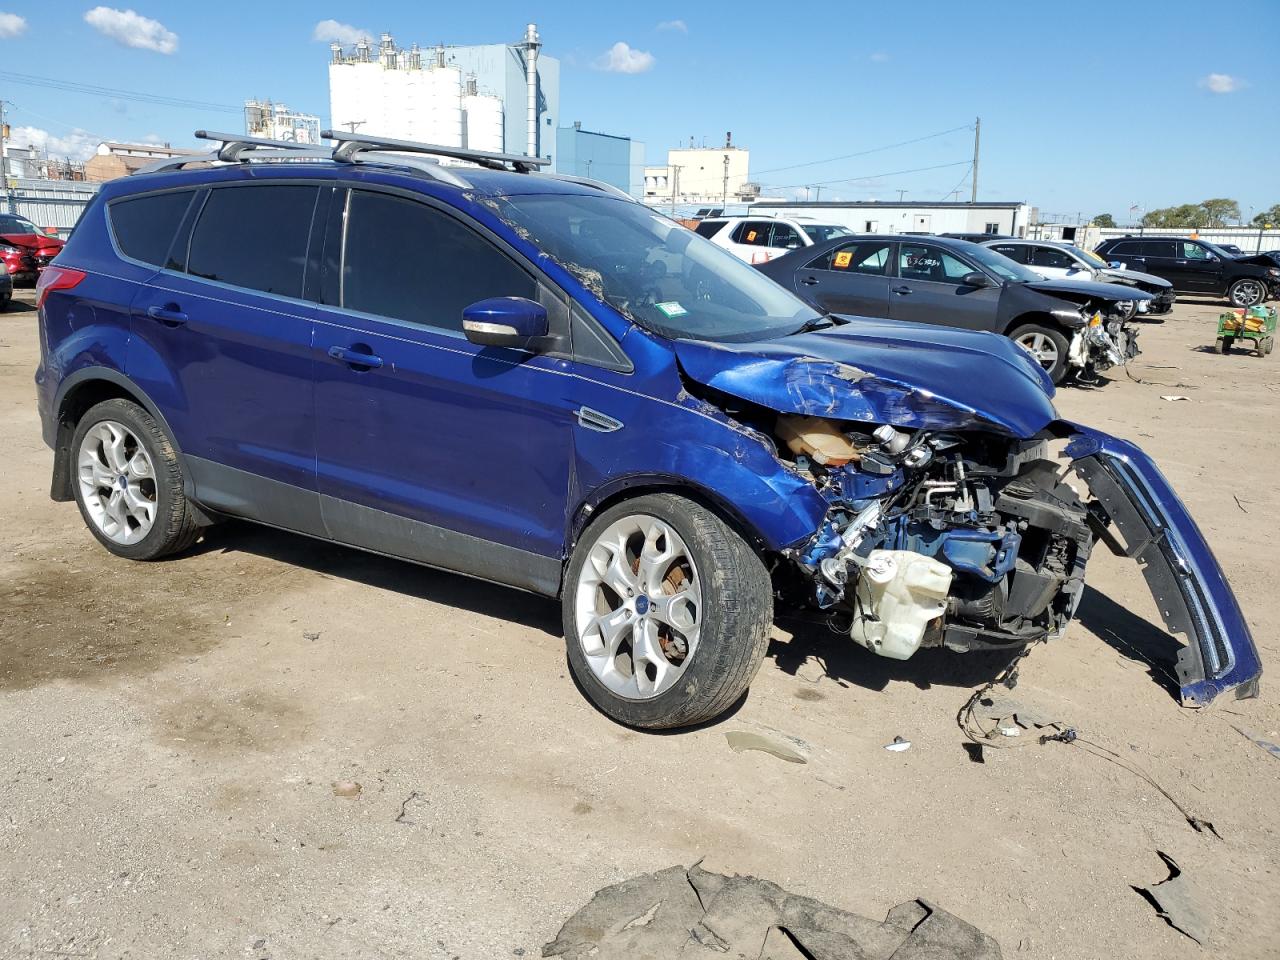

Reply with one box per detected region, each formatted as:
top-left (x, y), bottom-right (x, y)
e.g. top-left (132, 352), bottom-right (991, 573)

top-left (1065, 424), bottom-right (1261, 705)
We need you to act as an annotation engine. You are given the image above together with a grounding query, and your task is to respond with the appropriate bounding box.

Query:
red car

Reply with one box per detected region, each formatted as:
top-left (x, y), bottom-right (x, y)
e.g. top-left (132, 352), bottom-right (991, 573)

top-left (0, 213), bottom-right (65, 286)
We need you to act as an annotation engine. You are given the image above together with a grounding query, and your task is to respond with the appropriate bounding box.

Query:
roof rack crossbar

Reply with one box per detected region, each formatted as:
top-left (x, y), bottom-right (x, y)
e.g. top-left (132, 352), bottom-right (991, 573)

top-left (195, 129), bottom-right (321, 163)
top-left (322, 129), bottom-right (549, 173)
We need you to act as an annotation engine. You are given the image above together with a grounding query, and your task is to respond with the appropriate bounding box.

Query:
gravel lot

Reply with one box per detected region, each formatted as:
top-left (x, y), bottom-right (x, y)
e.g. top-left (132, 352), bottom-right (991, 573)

top-left (1, 287), bottom-right (1277, 959)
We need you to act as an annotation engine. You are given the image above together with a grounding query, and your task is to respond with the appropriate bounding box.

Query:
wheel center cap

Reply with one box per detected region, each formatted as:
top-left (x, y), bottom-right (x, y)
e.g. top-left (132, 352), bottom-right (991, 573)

top-left (117, 474), bottom-right (128, 489)
top-left (634, 595), bottom-right (650, 615)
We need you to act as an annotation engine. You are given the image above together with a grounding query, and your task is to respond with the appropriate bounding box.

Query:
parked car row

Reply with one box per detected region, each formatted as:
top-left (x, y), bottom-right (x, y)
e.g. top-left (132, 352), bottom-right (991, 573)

top-left (33, 129), bottom-right (1259, 729)
top-left (755, 234), bottom-right (1145, 384)
top-left (982, 239), bottom-right (1175, 316)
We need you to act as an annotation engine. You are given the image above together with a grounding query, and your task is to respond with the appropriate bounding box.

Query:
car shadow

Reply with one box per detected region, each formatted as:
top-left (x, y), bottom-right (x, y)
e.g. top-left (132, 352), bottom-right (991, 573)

top-left (188, 520), bottom-right (563, 636)
top-left (1074, 584), bottom-right (1182, 702)
top-left (767, 617), bottom-right (1020, 693)
top-left (2, 298), bottom-right (35, 313)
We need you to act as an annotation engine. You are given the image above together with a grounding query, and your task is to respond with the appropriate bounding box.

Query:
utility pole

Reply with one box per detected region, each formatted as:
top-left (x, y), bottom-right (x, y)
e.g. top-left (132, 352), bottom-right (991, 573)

top-left (669, 165), bottom-right (680, 215)
top-left (897, 189), bottom-right (907, 202)
top-left (585, 159), bottom-right (592, 179)
top-left (343, 120), bottom-right (365, 133)
top-left (722, 153), bottom-right (729, 205)
top-left (970, 116), bottom-right (980, 203)
top-left (0, 99), bottom-right (11, 213)
top-left (814, 186), bottom-right (822, 202)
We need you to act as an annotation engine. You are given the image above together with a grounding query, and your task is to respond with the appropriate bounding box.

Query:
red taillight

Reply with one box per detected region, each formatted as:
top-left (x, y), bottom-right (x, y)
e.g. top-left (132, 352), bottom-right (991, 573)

top-left (35, 265), bottom-right (86, 309)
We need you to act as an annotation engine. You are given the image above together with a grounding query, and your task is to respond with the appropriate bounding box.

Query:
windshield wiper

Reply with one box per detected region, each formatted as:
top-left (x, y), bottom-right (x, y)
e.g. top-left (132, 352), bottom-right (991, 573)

top-left (791, 314), bottom-right (845, 335)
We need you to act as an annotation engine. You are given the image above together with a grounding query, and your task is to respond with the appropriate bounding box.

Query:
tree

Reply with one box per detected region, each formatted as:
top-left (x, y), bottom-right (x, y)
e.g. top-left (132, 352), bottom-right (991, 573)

top-left (1142, 204), bottom-right (1202, 228)
top-left (1198, 198), bottom-right (1241, 227)
top-left (1093, 213), bottom-right (1116, 228)
top-left (1252, 204), bottom-right (1280, 227)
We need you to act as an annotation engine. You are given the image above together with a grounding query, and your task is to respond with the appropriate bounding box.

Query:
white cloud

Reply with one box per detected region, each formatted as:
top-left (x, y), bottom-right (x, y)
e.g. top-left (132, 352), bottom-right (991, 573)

top-left (656, 19), bottom-right (687, 33)
top-left (312, 18), bottom-right (371, 44)
top-left (1200, 72), bottom-right (1244, 94)
top-left (84, 7), bottom-right (178, 54)
top-left (0, 12), bottom-right (28, 38)
top-left (595, 41), bottom-right (655, 74)
top-left (870, 51), bottom-right (890, 62)
top-left (9, 126), bottom-right (101, 162)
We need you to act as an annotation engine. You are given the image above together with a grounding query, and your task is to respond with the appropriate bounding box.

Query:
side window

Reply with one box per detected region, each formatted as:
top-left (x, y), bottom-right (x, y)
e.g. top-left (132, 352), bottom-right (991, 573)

top-left (808, 241), bottom-right (890, 274)
top-left (731, 221), bottom-right (773, 246)
top-left (1109, 241), bottom-right (1139, 255)
top-left (694, 220), bottom-right (724, 239)
top-left (1181, 241), bottom-right (1209, 260)
top-left (1031, 247), bottom-right (1076, 270)
top-left (109, 190), bottom-right (196, 267)
top-left (899, 244), bottom-right (973, 284)
top-left (1140, 240), bottom-right (1176, 258)
top-left (989, 244), bottom-right (1028, 263)
top-left (769, 223), bottom-right (803, 250)
top-left (341, 190), bottom-right (536, 332)
top-left (187, 185), bottom-right (318, 297)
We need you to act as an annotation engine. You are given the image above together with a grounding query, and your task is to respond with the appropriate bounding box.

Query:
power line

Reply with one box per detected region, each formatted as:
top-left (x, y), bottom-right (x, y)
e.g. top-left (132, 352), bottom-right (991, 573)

top-left (752, 123), bottom-right (974, 177)
top-left (0, 70), bottom-right (243, 114)
top-left (759, 159), bottom-right (972, 193)
top-left (940, 164), bottom-right (973, 201)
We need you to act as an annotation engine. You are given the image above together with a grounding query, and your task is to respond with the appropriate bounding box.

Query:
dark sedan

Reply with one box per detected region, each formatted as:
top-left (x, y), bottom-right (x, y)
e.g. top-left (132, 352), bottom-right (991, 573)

top-left (755, 234), bottom-right (1150, 384)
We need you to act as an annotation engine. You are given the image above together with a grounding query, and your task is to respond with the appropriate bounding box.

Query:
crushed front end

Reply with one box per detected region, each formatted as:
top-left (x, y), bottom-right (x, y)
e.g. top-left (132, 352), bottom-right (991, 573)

top-left (780, 420), bottom-right (1092, 661)
top-left (1068, 307), bottom-right (1140, 382)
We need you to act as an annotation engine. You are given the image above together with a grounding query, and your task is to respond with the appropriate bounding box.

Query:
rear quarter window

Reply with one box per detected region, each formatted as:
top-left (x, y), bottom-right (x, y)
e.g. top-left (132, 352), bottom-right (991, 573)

top-left (108, 190), bottom-right (196, 267)
top-left (694, 220), bottom-right (725, 239)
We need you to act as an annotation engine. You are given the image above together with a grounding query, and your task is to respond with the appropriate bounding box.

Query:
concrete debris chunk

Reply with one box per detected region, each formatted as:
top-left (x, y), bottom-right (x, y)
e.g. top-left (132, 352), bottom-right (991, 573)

top-left (543, 865), bottom-right (1002, 959)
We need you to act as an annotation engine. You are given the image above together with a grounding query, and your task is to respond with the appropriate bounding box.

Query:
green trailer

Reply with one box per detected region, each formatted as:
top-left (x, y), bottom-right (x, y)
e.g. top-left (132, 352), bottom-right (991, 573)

top-left (1215, 305), bottom-right (1276, 357)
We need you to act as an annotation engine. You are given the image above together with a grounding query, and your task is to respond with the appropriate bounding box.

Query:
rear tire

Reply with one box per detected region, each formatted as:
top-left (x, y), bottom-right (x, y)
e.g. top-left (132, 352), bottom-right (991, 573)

top-left (562, 493), bottom-right (773, 729)
top-left (1010, 323), bottom-right (1070, 384)
top-left (70, 398), bottom-right (202, 560)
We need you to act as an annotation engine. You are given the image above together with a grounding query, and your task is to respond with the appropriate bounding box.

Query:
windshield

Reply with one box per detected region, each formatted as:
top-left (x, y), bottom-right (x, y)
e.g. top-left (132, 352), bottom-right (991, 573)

top-left (0, 215), bottom-right (40, 234)
top-left (1073, 246), bottom-right (1109, 269)
top-left (800, 224), bottom-right (853, 243)
top-left (491, 194), bottom-right (821, 342)
top-left (963, 243), bottom-right (1043, 283)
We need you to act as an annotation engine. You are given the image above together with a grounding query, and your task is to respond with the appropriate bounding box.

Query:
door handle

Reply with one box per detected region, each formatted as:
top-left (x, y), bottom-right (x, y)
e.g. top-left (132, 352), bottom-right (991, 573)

top-left (327, 344), bottom-right (384, 369)
top-left (800, 276), bottom-right (820, 286)
top-left (891, 285), bottom-right (912, 295)
top-left (146, 304), bottom-right (188, 326)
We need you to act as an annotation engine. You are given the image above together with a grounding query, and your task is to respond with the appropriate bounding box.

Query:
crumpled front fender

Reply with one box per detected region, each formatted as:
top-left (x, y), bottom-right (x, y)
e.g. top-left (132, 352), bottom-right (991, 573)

top-left (1064, 423), bottom-right (1261, 705)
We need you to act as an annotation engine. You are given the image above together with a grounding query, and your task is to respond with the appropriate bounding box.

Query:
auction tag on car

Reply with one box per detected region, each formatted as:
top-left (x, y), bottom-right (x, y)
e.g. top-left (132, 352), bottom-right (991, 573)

top-left (655, 301), bottom-right (688, 318)
top-left (746, 230), bottom-right (758, 242)
top-left (833, 251), bottom-right (853, 269)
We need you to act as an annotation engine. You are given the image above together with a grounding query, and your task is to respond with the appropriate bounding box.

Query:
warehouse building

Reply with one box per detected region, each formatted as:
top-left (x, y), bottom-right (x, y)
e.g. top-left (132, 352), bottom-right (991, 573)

top-left (745, 200), bottom-right (1031, 237)
top-left (556, 123), bottom-right (644, 197)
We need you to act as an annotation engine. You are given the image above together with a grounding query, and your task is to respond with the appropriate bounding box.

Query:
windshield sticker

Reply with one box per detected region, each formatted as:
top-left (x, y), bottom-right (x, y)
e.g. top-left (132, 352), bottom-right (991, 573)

top-left (833, 251), bottom-right (853, 269)
top-left (655, 301), bottom-right (688, 319)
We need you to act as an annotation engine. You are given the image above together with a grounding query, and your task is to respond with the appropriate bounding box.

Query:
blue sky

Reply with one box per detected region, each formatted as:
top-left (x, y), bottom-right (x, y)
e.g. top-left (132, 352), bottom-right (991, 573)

top-left (1, 1), bottom-right (1276, 220)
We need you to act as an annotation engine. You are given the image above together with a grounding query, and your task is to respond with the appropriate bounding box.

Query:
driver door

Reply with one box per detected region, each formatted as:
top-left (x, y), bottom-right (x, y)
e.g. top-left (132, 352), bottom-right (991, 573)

top-left (889, 242), bottom-right (1000, 330)
top-left (311, 187), bottom-right (576, 593)
top-left (1168, 240), bottom-right (1223, 292)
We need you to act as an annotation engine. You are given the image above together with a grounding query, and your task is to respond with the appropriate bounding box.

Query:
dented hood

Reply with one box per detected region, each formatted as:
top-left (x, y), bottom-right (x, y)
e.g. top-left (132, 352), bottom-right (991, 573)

top-left (674, 316), bottom-right (1058, 438)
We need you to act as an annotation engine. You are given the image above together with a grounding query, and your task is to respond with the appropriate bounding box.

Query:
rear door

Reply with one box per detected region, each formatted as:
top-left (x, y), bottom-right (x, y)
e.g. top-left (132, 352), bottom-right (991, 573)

top-left (129, 181), bottom-right (325, 534)
top-left (1132, 239), bottom-right (1179, 285)
top-left (888, 241), bottom-right (999, 330)
top-left (311, 186), bottom-right (575, 593)
top-left (791, 239), bottom-right (893, 316)
top-left (1167, 240), bottom-right (1225, 293)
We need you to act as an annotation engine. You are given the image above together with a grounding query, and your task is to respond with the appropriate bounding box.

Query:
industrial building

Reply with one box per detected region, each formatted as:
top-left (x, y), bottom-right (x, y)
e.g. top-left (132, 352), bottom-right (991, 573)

top-left (244, 99), bottom-right (321, 145)
top-left (644, 136), bottom-right (757, 207)
top-left (745, 200), bottom-right (1032, 237)
top-left (327, 24), bottom-right (559, 164)
top-left (556, 123), bottom-right (645, 197)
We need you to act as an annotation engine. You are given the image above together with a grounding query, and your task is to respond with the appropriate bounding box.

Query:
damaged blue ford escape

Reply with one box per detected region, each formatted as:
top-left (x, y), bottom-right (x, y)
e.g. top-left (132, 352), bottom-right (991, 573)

top-left (35, 131), bottom-right (1260, 728)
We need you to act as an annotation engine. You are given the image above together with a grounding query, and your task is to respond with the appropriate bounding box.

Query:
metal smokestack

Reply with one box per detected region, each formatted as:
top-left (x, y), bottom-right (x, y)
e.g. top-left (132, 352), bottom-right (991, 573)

top-left (522, 23), bottom-right (541, 158)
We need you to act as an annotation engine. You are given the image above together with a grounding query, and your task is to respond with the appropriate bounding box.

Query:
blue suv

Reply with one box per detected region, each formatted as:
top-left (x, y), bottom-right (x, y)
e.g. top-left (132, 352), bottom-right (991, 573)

top-left (35, 131), bottom-right (1260, 728)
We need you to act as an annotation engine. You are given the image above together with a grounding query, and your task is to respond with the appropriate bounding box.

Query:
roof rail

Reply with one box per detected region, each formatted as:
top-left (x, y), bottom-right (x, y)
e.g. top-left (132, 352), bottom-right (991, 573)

top-left (133, 130), bottom-right (331, 175)
top-left (322, 129), bottom-right (549, 173)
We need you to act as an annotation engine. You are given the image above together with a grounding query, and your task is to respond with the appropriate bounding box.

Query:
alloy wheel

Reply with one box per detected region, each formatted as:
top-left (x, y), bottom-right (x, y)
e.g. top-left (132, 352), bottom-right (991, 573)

top-left (77, 420), bottom-right (158, 544)
top-left (1232, 280), bottom-right (1264, 307)
top-left (574, 514), bottom-right (702, 700)
top-left (1015, 331), bottom-right (1059, 370)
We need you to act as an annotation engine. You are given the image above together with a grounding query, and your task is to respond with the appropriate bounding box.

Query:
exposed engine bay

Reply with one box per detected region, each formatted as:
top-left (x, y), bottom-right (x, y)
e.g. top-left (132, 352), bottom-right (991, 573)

top-left (774, 415), bottom-right (1093, 660)
top-left (1068, 308), bottom-right (1140, 382)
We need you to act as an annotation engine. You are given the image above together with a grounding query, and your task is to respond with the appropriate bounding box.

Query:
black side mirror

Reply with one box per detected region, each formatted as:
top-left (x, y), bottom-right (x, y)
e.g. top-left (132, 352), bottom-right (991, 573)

top-left (960, 271), bottom-right (990, 288)
top-left (462, 297), bottom-right (550, 351)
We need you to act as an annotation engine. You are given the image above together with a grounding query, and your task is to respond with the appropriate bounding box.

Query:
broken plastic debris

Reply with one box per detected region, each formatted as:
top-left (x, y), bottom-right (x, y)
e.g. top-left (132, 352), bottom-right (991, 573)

top-left (884, 736), bottom-right (911, 752)
top-left (1232, 725), bottom-right (1280, 761)
top-left (1133, 851), bottom-right (1210, 945)
top-left (997, 720), bottom-right (1021, 738)
top-left (1159, 395), bottom-right (1191, 402)
top-left (725, 730), bottom-right (809, 764)
top-left (331, 780), bottom-right (362, 798)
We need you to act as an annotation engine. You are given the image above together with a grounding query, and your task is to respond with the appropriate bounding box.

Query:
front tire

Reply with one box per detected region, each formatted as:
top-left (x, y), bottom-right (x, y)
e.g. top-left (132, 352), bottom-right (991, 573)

top-left (1228, 278), bottom-right (1266, 308)
top-left (1010, 323), bottom-right (1070, 384)
top-left (70, 398), bottom-right (202, 560)
top-left (562, 493), bottom-right (773, 729)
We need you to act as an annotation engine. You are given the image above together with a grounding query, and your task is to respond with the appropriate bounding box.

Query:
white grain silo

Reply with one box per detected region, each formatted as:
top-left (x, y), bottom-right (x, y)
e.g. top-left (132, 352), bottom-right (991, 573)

top-left (427, 63), bottom-right (463, 147)
top-left (463, 90), bottom-right (504, 153)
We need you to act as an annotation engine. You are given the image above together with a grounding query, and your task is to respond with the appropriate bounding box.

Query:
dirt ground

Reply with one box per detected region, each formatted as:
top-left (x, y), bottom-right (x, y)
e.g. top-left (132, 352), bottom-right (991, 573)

top-left (1, 287), bottom-right (1276, 959)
